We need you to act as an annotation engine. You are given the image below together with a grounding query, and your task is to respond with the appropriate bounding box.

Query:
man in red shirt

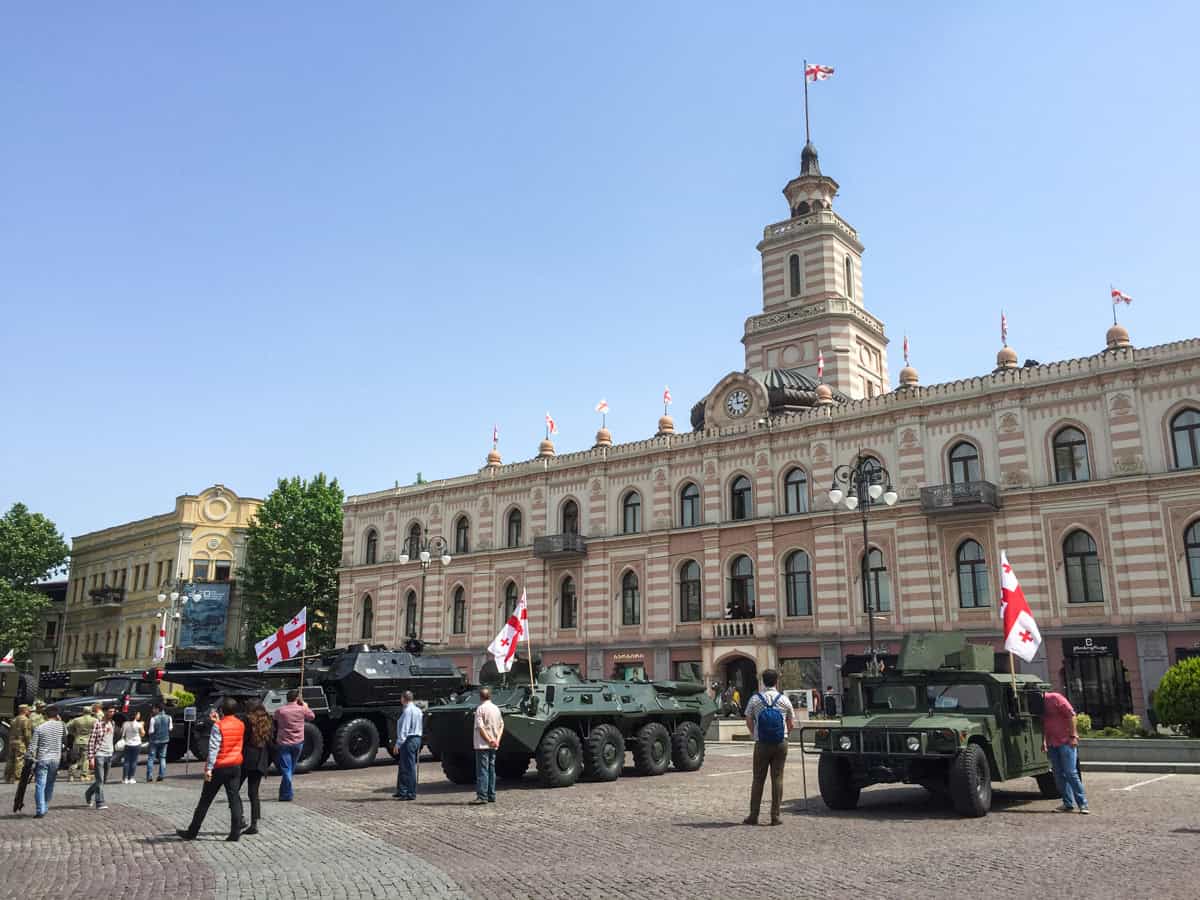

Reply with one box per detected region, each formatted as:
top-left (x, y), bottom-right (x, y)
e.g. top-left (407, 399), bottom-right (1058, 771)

top-left (273, 689), bottom-right (315, 801)
top-left (1042, 691), bottom-right (1089, 814)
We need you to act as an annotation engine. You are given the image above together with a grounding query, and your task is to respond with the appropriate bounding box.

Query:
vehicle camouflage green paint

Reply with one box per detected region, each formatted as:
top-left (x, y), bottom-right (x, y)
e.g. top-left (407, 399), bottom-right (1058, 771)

top-left (424, 660), bottom-right (718, 788)
top-left (808, 633), bottom-right (1059, 817)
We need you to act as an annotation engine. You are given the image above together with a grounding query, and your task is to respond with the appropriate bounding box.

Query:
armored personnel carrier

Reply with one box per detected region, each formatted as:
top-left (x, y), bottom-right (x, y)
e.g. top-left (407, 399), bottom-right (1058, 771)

top-left (424, 659), bottom-right (718, 788)
top-left (807, 633), bottom-right (1058, 817)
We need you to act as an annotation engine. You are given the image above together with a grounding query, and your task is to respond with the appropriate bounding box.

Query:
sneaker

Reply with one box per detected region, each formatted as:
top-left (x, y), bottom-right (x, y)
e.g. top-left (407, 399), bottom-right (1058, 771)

top-left (1078, 807), bottom-right (1090, 815)
top-left (469, 798), bottom-right (488, 805)
top-left (155, 776), bottom-right (163, 783)
top-left (1053, 805), bottom-right (1075, 813)
top-left (742, 816), bottom-right (759, 825)
top-left (96, 804), bottom-right (109, 810)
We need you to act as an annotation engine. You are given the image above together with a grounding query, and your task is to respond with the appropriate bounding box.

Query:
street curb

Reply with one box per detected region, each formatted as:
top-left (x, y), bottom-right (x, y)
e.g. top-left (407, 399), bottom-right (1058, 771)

top-left (1080, 761), bottom-right (1200, 775)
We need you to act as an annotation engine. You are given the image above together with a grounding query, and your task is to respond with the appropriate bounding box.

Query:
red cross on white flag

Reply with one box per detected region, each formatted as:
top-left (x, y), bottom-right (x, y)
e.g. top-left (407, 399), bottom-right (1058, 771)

top-left (817, 350), bottom-right (825, 380)
top-left (805, 64), bottom-right (834, 82)
top-left (1111, 288), bottom-right (1133, 305)
top-left (153, 622), bottom-right (167, 661)
top-left (999, 552), bottom-right (1041, 663)
top-left (486, 590), bottom-right (528, 674)
top-left (0, 648), bottom-right (13, 666)
top-left (545, 412), bottom-right (558, 436)
top-left (254, 608), bottom-right (308, 671)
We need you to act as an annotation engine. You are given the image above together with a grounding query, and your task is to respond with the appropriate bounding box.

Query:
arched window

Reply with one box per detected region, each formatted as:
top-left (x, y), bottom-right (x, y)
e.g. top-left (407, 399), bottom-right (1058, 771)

top-left (404, 590), bottom-right (417, 637)
top-left (104, 631), bottom-right (112, 653)
top-left (364, 529), bottom-right (378, 565)
top-left (1053, 427), bottom-right (1090, 483)
top-left (730, 476), bottom-right (753, 521)
top-left (1064, 530), bottom-right (1103, 604)
top-left (622, 491), bottom-right (642, 534)
top-left (784, 550), bottom-right (812, 616)
top-left (1185, 522), bottom-right (1200, 597)
top-left (844, 255), bottom-right (854, 299)
top-left (1171, 409), bottom-right (1200, 469)
top-left (506, 509), bottom-right (523, 548)
top-left (407, 523), bottom-right (422, 559)
top-left (729, 555), bottom-right (755, 618)
top-left (783, 467), bottom-right (809, 514)
top-left (360, 595), bottom-right (374, 640)
top-left (452, 587), bottom-right (466, 635)
top-left (560, 577), bottom-right (577, 629)
top-left (124, 628), bottom-right (133, 659)
top-left (504, 581), bottom-right (519, 620)
top-left (621, 571), bottom-right (640, 626)
top-left (680, 482), bottom-right (701, 527)
top-left (788, 253), bottom-right (802, 298)
top-left (561, 500), bottom-right (579, 535)
top-left (949, 442), bottom-right (981, 484)
top-left (454, 516), bottom-right (470, 554)
top-left (864, 548), bottom-right (891, 612)
top-left (679, 560), bottom-right (701, 622)
top-left (136, 626), bottom-right (143, 659)
top-left (956, 540), bottom-right (989, 608)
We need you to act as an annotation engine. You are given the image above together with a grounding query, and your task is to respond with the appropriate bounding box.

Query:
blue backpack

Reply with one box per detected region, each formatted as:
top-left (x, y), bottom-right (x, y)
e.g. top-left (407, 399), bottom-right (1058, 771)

top-left (755, 692), bottom-right (786, 743)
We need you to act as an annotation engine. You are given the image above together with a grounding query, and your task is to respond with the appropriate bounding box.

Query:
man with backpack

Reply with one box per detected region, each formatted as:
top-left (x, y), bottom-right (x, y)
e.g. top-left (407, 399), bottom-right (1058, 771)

top-left (742, 669), bottom-right (795, 826)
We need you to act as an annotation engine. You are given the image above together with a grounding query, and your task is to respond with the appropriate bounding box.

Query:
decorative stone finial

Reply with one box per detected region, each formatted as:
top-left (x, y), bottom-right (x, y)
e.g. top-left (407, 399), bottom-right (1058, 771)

top-left (594, 427), bottom-right (612, 448)
top-left (1105, 323), bottom-right (1131, 350)
top-left (538, 438), bottom-right (555, 458)
top-left (657, 414), bottom-right (675, 436)
top-left (995, 345), bottom-right (1019, 372)
top-left (898, 365), bottom-right (919, 388)
top-left (815, 383), bottom-right (835, 406)
top-left (486, 448), bottom-right (502, 467)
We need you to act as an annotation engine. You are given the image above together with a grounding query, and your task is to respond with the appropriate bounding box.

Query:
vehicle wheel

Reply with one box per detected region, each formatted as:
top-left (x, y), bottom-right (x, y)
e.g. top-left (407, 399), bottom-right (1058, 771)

top-left (331, 718), bottom-right (381, 769)
top-left (817, 751), bottom-right (860, 810)
top-left (1035, 771), bottom-right (1060, 799)
top-left (293, 723), bottom-right (327, 774)
top-left (166, 738), bottom-right (188, 763)
top-left (495, 754), bottom-right (531, 782)
top-left (535, 726), bottom-right (584, 788)
top-left (948, 743), bottom-right (993, 817)
top-left (670, 722), bottom-right (706, 772)
top-left (441, 752), bottom-right (476, 785)
top-left (632, 722), bottom-right (670, 776)
top-left (583, 724), bottom-right (624, 781)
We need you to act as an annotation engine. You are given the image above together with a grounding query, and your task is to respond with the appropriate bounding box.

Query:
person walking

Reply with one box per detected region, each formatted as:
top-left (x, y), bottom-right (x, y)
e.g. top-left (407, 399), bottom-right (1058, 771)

top-left (273, 689), bottom-right (314, 801)
top-left (239, 700), bottom-right (273, 836)
top-left (470, 686), bottom-right (503, 805)
top-left (119, 711), bottom-right (145, 784)
top-left (393, 691), bottom-right (423, 800)
top-left (145, 704), bottom-right (172, 783)
top-left (4, 704), bottom-right (33, 784)
top-left (26, 705), bottom-right (66, 818)
top-left (1043, 690), bottom-right (1089, 814)
top-left (177, 697), bottom-right (246, 842)
top-left (84, 705), bottom-right (116, 810)
top-left (742, 669), bottom-right (795, 827)
top-left (65, 704), bottom-right (99, 782)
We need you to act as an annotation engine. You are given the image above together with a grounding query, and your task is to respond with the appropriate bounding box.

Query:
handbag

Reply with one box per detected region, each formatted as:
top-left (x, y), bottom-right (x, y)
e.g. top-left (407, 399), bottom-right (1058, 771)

top-left (115, 738), bottom-right (126, 752)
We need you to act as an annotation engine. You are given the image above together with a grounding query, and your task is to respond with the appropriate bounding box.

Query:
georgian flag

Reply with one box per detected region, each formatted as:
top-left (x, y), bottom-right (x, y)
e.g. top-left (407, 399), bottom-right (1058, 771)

top-left (1001, 311), bottom-right (1008, 345)
top-left (663, 386), bottom-right (672, 406)
top-left (1111, 288), bottom-right (1133, 305)
top-left (595, 399), bottom-right (609, 415)
top-left (545, 412), bottom-right (558, 435)
top-left (255, 608), bottom-right (308, 671)
top-left (492, 424), bottom-right (499, 444)
top-left (153, 621), bottom-right (167, 661)
top-left (903, 334), bottom-right (910, 366)
top-left (805, 63), bottom-right (834, 82)
top-left (817, 350), bottom-right (825, 380)
top-left (486, 590), bottom-right (528, 674)
top-left (0, 648), bottom-right (13, 666)
top-left (999, 552), bottom-right (1042, 663)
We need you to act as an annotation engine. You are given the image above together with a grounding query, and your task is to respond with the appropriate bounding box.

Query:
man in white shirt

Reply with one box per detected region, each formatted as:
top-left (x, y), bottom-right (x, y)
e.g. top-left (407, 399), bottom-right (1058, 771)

top-left (742, 669), bottom-right (795, 826)
top-left (471, 687), bottom-right (504, 805)
top-left (393, 691), bottom-right (423, 800)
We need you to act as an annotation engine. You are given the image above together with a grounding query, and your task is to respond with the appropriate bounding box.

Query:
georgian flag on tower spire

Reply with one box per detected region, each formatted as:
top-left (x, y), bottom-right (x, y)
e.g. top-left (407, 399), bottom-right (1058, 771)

top-left (1111, 288), bottom-right (1133, 305)
top-left (999, 552), bottom-right (1042, 663)
top-left (805, 63), bottom-right (834, 82)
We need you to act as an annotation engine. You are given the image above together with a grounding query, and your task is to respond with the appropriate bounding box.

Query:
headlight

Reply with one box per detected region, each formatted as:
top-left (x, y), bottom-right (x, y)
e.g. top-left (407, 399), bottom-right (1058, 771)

top-left (906, 735), bottom-right (921, 752)
top-left (838, 735), bottom-right (853, 750)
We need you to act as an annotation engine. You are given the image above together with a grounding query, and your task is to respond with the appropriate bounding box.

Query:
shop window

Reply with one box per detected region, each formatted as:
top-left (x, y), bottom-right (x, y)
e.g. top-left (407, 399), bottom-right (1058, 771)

top-left (452, 587), bottom-right (466, 635)
top-left (360, 595), bottom-right (374, 640)
top-left (561, 500), bottom-right (579, 535)
top-left (454, 517), bottom-right (470, 554)
top-left (622, 491), bottom-right (642, 534)
top-left (405, 590), bottom-right (417, 637)
top-left (729, 555), bottom-right (755, 618)
top-left (784, 550), bottom-right (812, 616)
top-left (730, 476), bottom-right (752, 521)
top-left (364, 529), bottom-right (378, 564)
top-left (680, 482), bottom-right (701, 527)
top-left (675, 661), bottom-right (703, 682)
top-left (1185, 521), bottom-right (1200, 597)
top-left (783, 468), bottom-right (809, 514)
top-left (621, 571), bottom-right (640, 626)
top-left (949, 441), bottom-right (981, 484)
top-left (864, 547), bottom-right (891, 612)
top-left (560, 577), bottom-right (577, 629)
top-left (1172, 408), bottom-right (1200, 469)
top-left (956, 540), bottom-right (990, 608)
top-left (779, 657), bottom-right (822, 691)
top-left (1053, 427), bottom-right (1090, 483)
top-left (506, 510), bottom-right (523, 548)
top-left (679, 560), bottom-right (701, 622)
top-left (1064, 530), bottom-right (1104, 604)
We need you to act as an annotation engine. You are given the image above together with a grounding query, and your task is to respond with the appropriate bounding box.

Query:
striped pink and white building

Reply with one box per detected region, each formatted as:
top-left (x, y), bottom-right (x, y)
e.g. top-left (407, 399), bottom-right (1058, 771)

top-left (338, 142), bottom-right (1200, 728)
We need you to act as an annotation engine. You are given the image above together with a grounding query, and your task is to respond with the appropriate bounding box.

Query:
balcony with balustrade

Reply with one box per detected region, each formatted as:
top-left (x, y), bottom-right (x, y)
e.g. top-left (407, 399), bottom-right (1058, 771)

top-left (919, 481), bottom-right (1001, 514)
top-left (532, 533), bottom-right (587, 560)
top-left (702, 617), bottom-right (776, 642)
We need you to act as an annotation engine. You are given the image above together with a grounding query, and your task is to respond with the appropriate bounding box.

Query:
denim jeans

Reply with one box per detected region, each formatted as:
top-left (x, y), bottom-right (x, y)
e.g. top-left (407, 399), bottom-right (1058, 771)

top-left (122, 745), bottom-right (141, 781)
top-left (146, 742), bottom-right (169, 781)
top-left (396, 735), bottom-right (421, 798)
top-left (85, 755), bottom-right (111, 807)
top-left (475, 749), bottom-right (497, 801)
top-left (1048, 743), bottom-right (1088, 809)
top-left (277, 743), bottom-right (303, 800)
top-left (34, 761), bottom-right (58, 816)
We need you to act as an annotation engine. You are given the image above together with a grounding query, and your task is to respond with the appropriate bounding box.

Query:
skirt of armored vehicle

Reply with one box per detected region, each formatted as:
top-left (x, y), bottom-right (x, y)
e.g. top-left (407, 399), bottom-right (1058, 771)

top-left (424, 661), bottom-right (718, 788)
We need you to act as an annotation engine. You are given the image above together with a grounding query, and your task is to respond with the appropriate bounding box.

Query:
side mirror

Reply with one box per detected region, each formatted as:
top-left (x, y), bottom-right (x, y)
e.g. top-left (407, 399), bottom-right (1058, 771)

top-left (1026, 690), bottom-right (1045, 716)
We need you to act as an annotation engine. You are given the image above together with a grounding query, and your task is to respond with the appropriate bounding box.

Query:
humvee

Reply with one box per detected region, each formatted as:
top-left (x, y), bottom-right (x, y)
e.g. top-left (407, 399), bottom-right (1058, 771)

top-left (808, 633), bottom-right (1059, 817)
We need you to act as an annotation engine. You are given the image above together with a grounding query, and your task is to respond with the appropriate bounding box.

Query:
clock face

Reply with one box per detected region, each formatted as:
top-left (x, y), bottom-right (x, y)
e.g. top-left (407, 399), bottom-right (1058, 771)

top-left (725, 389), bottom-right (751, 417)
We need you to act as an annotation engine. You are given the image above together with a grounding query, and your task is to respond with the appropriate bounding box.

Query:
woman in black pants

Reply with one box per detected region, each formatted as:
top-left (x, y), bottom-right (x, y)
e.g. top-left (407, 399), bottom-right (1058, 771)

top-left (240, 700), bottom-right (274, 835)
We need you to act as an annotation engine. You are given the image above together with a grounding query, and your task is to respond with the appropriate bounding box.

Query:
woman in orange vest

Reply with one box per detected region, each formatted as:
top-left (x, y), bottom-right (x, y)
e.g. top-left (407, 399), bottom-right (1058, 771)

top-left (177, 697), bottom-right (246, 842)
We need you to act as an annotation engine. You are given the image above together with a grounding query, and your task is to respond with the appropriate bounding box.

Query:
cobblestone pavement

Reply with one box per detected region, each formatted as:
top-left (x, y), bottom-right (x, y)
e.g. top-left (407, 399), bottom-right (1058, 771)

top-left (2, 747), bottom-right (1197, 900)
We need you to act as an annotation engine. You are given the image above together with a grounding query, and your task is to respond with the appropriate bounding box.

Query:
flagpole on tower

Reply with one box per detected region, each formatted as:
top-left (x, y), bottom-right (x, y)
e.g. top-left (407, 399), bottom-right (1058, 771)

top-left (803, 58), bottom-right (811, 144)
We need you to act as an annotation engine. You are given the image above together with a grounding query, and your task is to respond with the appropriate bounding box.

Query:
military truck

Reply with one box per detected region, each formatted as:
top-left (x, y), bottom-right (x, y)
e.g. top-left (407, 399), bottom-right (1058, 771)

top-left (168, 643), bottom-right (466, 773)
top-left (424, 658), bottom-right (718, 788)
top-left (808, 633), bottom-right (1058, 817)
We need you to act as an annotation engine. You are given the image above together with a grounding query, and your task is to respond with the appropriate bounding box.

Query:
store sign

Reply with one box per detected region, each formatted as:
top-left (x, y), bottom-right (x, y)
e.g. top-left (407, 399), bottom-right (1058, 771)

top-left (1063, 635), bottom-right (1117, 657)
top-left (179, 582), bottom-right (232, 650)
top-left (613, 652), bottom-right (644, 662)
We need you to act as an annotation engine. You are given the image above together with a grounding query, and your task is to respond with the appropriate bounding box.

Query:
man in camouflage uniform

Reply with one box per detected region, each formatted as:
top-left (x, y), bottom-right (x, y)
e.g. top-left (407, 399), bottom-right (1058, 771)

top-left (66, 704), bottom-right (99, 782)
top-left (5, 704), bottom-right (34, 783)
top-left (30, 700), bottom-right (46, 728)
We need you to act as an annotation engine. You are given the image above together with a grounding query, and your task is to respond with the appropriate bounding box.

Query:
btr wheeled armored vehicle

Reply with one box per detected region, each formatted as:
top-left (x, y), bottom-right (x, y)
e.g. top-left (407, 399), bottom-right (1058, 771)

top-left (807, 633), bottom-right (1059, 817)
top-left (424, 658), bottom-right (718, 788)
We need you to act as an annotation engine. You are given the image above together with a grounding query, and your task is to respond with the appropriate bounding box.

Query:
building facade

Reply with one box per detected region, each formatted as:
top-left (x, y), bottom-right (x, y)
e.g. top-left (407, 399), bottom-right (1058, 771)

top-left (338, 144), bottom-right (1200, 729)
top-left (62, 485), bottom-right (261, 670)
top-left (28, 581), bottom-right (67, 674)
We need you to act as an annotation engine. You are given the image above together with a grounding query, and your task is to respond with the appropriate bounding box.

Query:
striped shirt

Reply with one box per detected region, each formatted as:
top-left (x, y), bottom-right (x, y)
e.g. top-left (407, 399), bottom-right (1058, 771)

top-left (27, 719), bottom-right (66, 764)
top-left (743, 689), bottom-right (796, 741)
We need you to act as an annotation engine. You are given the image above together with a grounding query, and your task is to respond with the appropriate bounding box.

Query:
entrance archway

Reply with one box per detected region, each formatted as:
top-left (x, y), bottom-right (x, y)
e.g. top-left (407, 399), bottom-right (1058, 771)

top-left (723, 655), bottom-right (758, 713)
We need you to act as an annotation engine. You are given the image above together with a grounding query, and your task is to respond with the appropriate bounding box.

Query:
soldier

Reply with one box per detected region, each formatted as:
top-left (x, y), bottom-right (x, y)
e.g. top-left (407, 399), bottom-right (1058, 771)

top-left (66, 704), bottom-right (100, 782)
top-left (5, 704), bottom-right (34, 783)
top-left (29, 700), bottom-right (46, 728)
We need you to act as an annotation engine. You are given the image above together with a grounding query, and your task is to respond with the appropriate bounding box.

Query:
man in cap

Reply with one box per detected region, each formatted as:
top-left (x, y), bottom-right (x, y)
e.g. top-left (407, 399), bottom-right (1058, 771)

top-left (5, 704), bottom-right (33, 783)
top-left (29, 700), bottom-right (46, 728)
top-left (66, 704), bottom-right (100, 782)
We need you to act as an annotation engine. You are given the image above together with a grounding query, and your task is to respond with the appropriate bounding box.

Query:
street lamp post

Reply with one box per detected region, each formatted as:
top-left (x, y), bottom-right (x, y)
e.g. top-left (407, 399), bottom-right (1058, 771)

top-left (398, 534), bottom-right (451, 648)
top-left (828, 454), bottom-right (898, 676)
top-left (155, 581), bottom-right (197, 663)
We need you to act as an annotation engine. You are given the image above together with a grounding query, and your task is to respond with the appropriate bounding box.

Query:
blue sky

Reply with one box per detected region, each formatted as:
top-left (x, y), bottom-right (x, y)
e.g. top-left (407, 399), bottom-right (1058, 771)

top-left (3, 3), bottom-right (1198, 543)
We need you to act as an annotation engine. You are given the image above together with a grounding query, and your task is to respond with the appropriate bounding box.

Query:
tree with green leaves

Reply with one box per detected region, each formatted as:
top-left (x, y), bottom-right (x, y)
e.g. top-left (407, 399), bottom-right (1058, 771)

top-left (1154, 656), bottom-right (1200, 737)
top-left (238, 474), bottom-right (344, 654)
top-left (0, 503), bottom-right (70, 664)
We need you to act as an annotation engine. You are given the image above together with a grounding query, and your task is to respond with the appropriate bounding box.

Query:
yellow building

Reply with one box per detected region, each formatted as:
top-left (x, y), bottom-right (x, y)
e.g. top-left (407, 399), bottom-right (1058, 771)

top-left (61, 485), bottom-right (262, 669)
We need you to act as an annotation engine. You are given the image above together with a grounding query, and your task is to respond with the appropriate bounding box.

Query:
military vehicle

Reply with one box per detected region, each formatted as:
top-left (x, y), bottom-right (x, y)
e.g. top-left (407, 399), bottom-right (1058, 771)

top-left (424, 658), bottom-right (718, 788)
top-left (807, 633), bottom-right (1058, 817)
top-left (167, 642), bottom-right (466, 772)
